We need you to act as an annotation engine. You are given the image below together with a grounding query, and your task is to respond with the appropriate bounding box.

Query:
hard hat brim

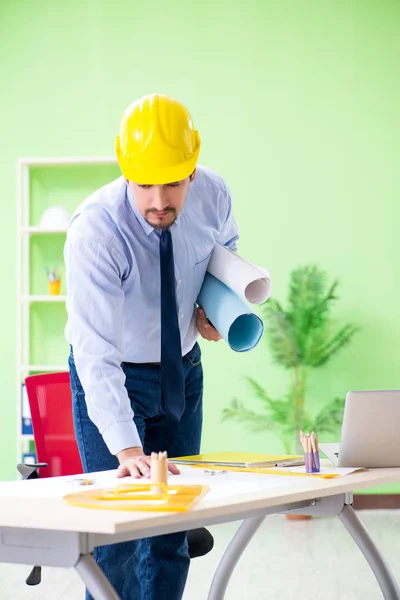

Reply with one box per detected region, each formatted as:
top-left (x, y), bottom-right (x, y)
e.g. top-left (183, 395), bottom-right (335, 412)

top-left (116, 136), bottom-right (200, 185)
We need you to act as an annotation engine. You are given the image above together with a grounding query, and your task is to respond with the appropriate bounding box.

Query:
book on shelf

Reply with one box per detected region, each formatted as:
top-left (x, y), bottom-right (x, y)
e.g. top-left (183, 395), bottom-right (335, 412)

top-left (21, 383), bottom-right (32, 435)
top-left (22, 452), bottom-right (37, 465)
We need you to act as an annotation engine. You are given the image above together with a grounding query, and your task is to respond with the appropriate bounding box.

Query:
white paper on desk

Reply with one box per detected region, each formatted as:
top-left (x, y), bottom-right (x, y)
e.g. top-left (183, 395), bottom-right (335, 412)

top-left (0, 467), bottom-right (299, 501)
top-left (319, 443), bottom-right (340, 466)
top-left (207, 244), bottom-right (271, 305)
top-left (279, 465), bottom-right (366, 476)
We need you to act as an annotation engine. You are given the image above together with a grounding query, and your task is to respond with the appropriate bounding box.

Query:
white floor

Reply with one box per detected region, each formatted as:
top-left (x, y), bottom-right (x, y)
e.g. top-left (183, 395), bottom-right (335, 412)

top-left (1, 511), bottom-right (400, 599)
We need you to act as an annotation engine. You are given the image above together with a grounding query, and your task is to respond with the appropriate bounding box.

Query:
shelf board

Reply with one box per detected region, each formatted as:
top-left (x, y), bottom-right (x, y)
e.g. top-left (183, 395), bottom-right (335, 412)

top-left (21, 365), bottom-right (68, 372)
top-left (27, 295), bottom-right (67, 303)
top-left (21, 434), bottom-right (34, 441)
top-left (19, 156), bottom-right (117, 167)
top-left (24, 227), bottom-right (67, 234)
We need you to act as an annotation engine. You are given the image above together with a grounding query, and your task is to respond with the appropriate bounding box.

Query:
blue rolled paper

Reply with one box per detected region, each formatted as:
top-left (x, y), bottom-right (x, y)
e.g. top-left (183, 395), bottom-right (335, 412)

top-left (197, 273), bottom-right (264, 352)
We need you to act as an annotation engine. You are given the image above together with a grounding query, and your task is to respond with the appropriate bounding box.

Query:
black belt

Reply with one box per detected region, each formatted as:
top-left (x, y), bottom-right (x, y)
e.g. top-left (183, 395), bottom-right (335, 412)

top-left (123, 348), bottom-right (193, 368)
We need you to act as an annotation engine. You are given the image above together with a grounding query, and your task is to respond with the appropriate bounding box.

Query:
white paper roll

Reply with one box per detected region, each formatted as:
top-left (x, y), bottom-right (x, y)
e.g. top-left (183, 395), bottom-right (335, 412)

top-left (206, 244), bottom-right (271, 305)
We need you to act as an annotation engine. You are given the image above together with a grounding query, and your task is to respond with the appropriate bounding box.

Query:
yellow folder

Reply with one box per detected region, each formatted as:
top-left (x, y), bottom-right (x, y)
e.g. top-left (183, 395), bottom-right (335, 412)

top-left (170, 451), bottom-right (304, 468)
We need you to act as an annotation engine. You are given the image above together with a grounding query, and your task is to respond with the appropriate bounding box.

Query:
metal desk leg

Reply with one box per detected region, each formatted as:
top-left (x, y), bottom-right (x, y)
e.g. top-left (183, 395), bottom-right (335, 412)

top-left (207, 517), bottom-right (265, 600)
top-left (75, 554), bottom-right (121, 600)
top-left (339, 504), bottom-right (400, 600)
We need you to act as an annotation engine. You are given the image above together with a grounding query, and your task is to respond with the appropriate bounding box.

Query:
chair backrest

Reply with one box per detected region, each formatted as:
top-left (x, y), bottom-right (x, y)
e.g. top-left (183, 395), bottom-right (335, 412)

top-left (24, 372), bottom-right (83, 478)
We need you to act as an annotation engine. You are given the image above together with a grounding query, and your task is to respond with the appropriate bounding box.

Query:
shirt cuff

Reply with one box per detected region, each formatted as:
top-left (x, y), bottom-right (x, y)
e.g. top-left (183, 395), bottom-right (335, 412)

top-left (102, 421), bottom-right (143, 455)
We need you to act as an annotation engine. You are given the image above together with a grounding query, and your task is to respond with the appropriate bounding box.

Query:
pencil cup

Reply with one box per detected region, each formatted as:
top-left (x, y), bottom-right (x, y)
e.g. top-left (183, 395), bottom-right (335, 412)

top-left (304, 451), bottom-right (320, 473)
top-left (300, 431), bottom-right (320, 473)
top-left (48, 279), bottom-right (61, 295)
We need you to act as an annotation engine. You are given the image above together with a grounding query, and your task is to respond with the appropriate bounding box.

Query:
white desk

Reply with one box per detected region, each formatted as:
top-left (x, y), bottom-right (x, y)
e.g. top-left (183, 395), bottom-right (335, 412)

top-left (1, 466), bottom-right (400, 599)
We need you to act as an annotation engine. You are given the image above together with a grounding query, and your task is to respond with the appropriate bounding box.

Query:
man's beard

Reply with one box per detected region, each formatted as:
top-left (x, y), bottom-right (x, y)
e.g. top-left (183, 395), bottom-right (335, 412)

top-left (144, 208), bottom-right (177, 230)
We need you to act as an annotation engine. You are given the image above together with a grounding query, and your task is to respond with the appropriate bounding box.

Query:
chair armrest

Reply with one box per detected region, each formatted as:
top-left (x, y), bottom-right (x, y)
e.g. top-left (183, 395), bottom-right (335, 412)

top-left (16, 462), bottom-right (48, 480)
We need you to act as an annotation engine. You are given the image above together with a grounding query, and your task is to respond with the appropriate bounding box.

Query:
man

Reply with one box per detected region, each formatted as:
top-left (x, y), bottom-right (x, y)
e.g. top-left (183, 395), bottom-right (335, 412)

top-left (64, 93), bottom-right (239, 600)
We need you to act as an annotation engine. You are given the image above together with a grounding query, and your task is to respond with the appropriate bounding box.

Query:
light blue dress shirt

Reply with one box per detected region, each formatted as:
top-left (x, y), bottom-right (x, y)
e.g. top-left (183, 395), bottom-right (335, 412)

top-left (64, 165), bottom-right (239, 455)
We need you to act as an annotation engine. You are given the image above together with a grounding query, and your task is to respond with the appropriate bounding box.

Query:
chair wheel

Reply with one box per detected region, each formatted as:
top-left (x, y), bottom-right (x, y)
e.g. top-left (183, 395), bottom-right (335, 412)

top-left (26, 565), bottom-right (42, 586)
top-left (188, 527), bottom-right (214, 558)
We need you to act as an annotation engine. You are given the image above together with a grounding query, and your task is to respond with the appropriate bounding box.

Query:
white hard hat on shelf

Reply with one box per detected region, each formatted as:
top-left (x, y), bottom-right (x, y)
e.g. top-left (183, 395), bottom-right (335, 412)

top-left (39, 206), bottom-right (70, 229)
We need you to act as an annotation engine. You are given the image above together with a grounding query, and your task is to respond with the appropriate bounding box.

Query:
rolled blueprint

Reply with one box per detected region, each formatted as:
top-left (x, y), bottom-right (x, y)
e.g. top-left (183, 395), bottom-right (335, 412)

top-left (207, 244), bottom-right (271, 305)
top-left (197, 273), bottom-right (264, 352)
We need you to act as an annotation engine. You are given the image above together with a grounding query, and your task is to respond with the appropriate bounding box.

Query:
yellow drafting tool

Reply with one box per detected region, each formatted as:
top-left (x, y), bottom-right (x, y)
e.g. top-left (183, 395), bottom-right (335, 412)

top-left (189, 464), bottom-right (340, 479)
top-left (63, 482), bottom-right (209, 512)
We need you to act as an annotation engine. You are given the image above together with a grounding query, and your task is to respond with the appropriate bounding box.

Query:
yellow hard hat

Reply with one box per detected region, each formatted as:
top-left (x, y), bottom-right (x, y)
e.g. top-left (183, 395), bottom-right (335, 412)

top-left (116, 94), bottom-right (201, 185)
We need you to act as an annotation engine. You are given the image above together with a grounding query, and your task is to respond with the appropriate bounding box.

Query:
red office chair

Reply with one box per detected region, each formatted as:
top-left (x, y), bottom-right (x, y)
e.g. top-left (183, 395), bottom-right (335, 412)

top-left (17, 372), bottom-right (83, 585)
top-left (18, 371), bottom-right (213, 587)
top-left (24, 371), bottom-right (82, 478)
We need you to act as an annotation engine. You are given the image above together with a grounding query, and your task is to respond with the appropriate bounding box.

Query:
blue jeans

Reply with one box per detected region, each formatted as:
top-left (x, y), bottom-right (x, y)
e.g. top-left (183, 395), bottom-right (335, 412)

top-left (68, 343), bottom-right (203, 600)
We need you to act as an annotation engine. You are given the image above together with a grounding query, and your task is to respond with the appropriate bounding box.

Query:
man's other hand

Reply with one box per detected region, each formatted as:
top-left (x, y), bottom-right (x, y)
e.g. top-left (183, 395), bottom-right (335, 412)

top-left (196, 307), bottom-right (222, 342)
top-left (116, 447), bottom-right (180, 478)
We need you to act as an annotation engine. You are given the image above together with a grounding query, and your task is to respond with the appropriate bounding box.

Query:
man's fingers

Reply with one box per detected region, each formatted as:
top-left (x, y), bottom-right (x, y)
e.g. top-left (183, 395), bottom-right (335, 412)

top-left (136, 458), bottom-right (151, 478)
top-left (130, 466), bottom-right (142, 478)
top-left (204, 329), bottom-right (222, 341)
top-left (199, 328), bottom-right (222, 341)
top-left (168, 463), bottom-right (180, 475)
top-left (119, 463), bottom-right (141, 479)
top-left (197, 307), bottom-right (210, 326)
top-left (197, 308), bottom-right (220, 338)
top-left (116, 464), bottom-right (131, 478)
top-left (117, 456), bottom-right (151, 479)
top-left (118, 455), bottom-right (180, 480)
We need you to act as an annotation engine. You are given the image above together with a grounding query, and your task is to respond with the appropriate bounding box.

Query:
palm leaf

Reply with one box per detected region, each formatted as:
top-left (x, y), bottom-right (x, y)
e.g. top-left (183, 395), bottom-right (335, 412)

top-left (287, 266), bottom-right (327, 356)
top-left (301, 280), bottom-right (339, 364)
top-left (262, 300), bottom-right (300, 368)
top-left (263, 266), bottom-right (358, 370)
top-left (221, 398), bottom-right (275, 433)
top-left (287, 268), bottom-right (342, 364)
top-left (245, 378), bottom-right (293, 426)
top-left (288, 265), bottom-right (327, 315)
top-left (313, 324), bottom-right (359, 367)
top-left (311, 397), bottom-right (345, 433)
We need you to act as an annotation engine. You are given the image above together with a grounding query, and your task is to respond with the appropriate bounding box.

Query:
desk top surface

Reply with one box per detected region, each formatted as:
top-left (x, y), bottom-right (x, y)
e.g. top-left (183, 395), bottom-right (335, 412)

top-left (0, 466), bottom-right (399, 535)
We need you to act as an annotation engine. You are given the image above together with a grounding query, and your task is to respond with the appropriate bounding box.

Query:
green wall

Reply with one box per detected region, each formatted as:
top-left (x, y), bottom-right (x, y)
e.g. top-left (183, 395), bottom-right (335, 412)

top-left (1, 1), bottom-right (399, 493)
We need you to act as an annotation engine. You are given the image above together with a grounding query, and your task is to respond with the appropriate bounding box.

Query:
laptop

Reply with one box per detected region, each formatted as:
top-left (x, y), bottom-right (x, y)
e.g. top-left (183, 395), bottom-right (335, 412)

top-left (320, 390), bottom-right (400, 468)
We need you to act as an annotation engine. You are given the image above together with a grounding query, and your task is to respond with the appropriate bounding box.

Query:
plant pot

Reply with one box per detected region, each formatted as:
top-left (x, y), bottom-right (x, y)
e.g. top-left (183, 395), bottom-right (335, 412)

top-left (285, 513), bottom-right (312, 521)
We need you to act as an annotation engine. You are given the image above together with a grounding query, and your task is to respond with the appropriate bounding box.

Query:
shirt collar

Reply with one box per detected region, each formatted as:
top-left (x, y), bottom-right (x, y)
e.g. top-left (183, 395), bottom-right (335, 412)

top-left (126, 184), bottom-right (181, 235)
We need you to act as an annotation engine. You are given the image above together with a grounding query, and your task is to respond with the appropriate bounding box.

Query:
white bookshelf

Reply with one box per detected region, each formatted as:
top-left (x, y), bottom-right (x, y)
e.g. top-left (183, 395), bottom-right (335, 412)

top-left (20, 365), bottom-right (69, 372)
top-left (25, 227), bottom-right (68, 234)
top-left (27, 295), bottom-right (68, 303)
top-left (16, 156), bottom-right (118, 464)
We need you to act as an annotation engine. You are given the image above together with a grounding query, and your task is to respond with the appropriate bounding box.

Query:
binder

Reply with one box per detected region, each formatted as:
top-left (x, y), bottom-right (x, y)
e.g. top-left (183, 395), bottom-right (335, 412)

top-left (170, 451), bottom-right (304, 468)
top-left (21, 383), bottom-right (33, 435)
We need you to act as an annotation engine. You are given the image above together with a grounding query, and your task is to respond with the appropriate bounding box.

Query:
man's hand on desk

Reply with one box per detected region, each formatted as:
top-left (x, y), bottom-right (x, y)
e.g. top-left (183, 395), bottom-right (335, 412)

top-left (116, 447), bottom-right (181, 479)
top-left (196, 307), bottom-right (222, 342)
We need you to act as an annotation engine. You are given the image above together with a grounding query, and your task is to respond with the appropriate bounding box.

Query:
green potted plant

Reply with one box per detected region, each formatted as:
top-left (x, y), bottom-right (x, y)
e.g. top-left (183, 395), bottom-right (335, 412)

top-left (222, 265), bottom-right (358, 456)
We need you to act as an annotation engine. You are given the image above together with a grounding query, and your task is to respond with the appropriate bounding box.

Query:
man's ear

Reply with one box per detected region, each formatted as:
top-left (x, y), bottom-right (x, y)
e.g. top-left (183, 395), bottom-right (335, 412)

top-left (189, 169), bottom-right (196, 183)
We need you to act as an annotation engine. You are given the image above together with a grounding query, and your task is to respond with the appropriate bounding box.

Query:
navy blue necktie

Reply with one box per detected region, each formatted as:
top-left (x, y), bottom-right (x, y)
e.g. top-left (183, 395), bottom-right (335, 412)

top-left (160, 229), bottom-right (185, 421)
